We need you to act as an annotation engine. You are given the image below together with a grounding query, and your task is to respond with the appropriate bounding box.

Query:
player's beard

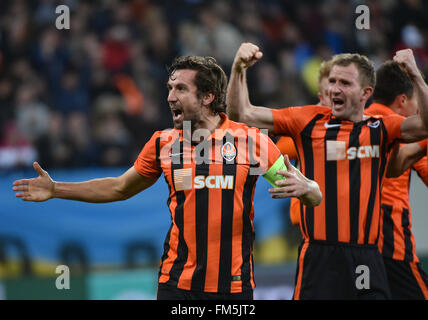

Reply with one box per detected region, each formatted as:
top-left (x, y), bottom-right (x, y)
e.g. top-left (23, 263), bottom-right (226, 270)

top-left (173, 111), bottom-right (201, 132)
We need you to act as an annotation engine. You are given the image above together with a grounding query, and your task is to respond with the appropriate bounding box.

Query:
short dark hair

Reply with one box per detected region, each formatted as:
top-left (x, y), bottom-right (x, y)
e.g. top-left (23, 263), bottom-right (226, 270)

top-left (373, 60), bottom-right (414, 105)
top-left (167, 56), bottom-right (228, 114)
top-left (330, 53), bottom-right (376, 88)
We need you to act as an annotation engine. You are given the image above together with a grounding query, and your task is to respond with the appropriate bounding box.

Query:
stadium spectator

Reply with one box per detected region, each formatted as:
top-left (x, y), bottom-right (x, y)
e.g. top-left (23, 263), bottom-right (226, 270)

top-left (1, 0), bottom-right (428, 171)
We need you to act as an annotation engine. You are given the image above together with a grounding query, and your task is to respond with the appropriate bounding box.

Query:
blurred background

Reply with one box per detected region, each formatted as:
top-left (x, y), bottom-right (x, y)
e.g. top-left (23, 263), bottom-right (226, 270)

top-left (0, 0), bottom-right (428, 300)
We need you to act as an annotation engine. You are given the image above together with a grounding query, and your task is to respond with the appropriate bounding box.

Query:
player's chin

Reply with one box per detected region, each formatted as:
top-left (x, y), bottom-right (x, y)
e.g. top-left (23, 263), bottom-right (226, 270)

top-left (173, 121), bottom-right (183, 130)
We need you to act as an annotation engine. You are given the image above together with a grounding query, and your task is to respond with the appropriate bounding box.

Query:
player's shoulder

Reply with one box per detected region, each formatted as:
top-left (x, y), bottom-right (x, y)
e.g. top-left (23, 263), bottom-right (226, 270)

top-left (365, 103), bottom-right (397, 118)
top-left (227, 118), bottom-right (266, 137)
top-left (148, 128), bottom-right (180, 145)
top-left (274, 104), bottom-right (331, 116)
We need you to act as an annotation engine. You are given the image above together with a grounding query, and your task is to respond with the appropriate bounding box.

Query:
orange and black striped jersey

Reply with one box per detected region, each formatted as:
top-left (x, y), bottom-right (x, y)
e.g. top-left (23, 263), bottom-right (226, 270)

top-left (276, 136), bottom-right (301, 226)
top-left (365, 103), bottom-right (428, 262)
top-left (134, 113), bottom-right (281, 293)
top-left (272, 105), bottom-right (404, 245)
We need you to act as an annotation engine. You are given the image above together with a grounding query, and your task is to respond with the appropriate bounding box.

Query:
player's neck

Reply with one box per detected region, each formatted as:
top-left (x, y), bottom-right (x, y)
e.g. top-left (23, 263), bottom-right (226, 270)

top-left (191, 114), bottom-right (222, 143)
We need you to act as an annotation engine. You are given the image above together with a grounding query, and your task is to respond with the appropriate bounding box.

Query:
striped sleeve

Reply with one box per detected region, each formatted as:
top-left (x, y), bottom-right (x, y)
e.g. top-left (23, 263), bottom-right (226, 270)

top-left (382, 114), bottom-right (405, 147)
top-left (271, 107), bottom-right (300, 136)
top-left (271, 105), bottom-right (330, 137)
top-left (133, 131), bottom-right (163, 178)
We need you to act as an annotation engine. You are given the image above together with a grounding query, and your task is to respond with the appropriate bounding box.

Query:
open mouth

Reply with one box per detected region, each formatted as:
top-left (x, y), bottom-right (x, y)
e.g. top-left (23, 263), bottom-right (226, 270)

top-left (171, 108), bottom-right (184, 122)
top-left (332, 97), bottom-right (345, 108)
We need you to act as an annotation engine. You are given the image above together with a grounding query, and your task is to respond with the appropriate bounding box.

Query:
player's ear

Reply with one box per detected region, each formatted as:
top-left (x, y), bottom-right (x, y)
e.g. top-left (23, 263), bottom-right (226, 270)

top-left (392, 94), bottom-right (407, 113)
top-left (202, 93), bottom-right (215, 107)
top-left (362, 86), bottom-right (374, 101)
top-left (317, 92), bottom-right (323, 103)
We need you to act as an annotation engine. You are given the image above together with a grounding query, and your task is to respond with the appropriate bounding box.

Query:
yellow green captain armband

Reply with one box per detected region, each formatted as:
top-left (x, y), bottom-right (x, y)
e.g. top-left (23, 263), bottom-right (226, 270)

top-left (262, 155), bottom-right (287, 188)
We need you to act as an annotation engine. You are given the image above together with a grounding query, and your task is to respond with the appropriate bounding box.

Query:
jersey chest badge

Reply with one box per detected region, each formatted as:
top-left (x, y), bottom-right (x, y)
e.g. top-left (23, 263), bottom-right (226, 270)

top-left (220, 142), bottom-right (237, 162)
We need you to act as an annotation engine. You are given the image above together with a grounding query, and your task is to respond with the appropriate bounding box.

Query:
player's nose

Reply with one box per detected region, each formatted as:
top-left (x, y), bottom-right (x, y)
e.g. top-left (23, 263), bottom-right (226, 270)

top-left (167, 89), bottom-right (177, 102)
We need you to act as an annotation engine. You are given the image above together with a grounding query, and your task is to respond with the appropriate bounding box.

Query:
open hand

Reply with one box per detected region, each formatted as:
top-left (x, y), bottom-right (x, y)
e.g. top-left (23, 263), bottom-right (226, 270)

top-left (13, 162), bottom-right (55, 202)
top-left (268, 155), bottom-right (309, 199)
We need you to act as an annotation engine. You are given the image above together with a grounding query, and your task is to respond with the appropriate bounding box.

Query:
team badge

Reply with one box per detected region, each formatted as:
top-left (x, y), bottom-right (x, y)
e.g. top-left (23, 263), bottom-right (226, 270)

top-left (220, 142), bottom-right (237, 162)
top-left (367, 120), bottom-right (380, 128)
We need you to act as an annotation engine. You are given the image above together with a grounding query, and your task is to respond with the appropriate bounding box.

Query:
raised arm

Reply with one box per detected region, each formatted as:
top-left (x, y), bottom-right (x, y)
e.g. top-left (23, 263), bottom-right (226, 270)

top-left (13, 162), bottom-right (158, 203)
top-left (386, 142), bottom-right (426, 178)
top-left (395, 49), bottom-right (428, 142)
top-left (226, 42), bottom-right (275, 133)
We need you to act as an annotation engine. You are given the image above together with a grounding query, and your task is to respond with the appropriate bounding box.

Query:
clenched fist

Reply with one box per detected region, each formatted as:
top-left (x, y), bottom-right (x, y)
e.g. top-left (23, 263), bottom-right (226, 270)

top-left (393, 49), bottom-right (420, 80)
top-left (233, 42), bottom-right (263, 72)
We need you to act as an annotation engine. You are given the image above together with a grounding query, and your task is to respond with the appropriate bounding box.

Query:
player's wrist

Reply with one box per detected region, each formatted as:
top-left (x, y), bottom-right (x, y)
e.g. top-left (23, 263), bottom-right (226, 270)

top-left (50, 181), bottom-right (57, 199)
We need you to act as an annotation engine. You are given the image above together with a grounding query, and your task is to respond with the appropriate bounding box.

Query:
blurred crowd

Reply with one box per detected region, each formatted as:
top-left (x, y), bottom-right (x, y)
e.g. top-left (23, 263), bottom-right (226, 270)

top-left (1, 0), bottom-right (428, 170)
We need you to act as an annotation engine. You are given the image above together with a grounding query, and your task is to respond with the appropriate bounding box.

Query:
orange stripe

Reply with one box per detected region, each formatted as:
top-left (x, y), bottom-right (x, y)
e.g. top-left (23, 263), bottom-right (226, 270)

top-left (245, 204), bottom-right (256, 291)
top-left (336, 128), bottom-right (350, 242)
top-left (407, 212), bottom-right (419, 263)
top-left (368, 183), bottom-right (381, 244)
top-left (249, 187), bottom-right (257, 290)
top-left (204, 165), bottom-right (223, 292)
top-left (230, 165), bottom-right (245, 293)
top-left (358, 140), bottom-right (372, 244)
top-left (177, 165), bottom-right (197, 290)
top-left (295, 136), bottom-right (310, 239)
top-left (377, 208), bottom-right (385, 253)
top-left (159, 174), bottom-right (179, 284)
top-left (312, 123), bottom-right (326, 240)
top-left (293, 241), bottom-right (309, 300)
top-left (409, 262), bottom-right (428, 299)
top-left (391, 207), bottom-right (405, 260)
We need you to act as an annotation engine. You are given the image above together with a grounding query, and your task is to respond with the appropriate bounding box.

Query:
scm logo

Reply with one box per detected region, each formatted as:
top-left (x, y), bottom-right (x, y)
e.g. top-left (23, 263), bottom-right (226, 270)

top-left (347, 145), bottom-right (379, 160)
top-left (326, 141), bottom-right (380, 161)
top-left (194, 175), bottom-right (234, 189)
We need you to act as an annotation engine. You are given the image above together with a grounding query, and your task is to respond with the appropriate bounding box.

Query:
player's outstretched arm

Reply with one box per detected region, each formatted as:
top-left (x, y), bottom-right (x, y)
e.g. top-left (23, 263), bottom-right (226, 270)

top-left (268, 155), bottom-right (322, 207)
top-left (13, 162), bottom-right (157, 203)
top-left (226, 42), bottom-right (275, 133)
top-left (395, 49), bottom-right (428, 142)
top-left (386, 142), bottom-right (426, 178)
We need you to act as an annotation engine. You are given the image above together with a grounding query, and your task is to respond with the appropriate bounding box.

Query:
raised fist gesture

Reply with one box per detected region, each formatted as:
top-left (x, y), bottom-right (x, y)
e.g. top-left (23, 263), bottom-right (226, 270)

top-left (233, 42), bottom-right (263, 72)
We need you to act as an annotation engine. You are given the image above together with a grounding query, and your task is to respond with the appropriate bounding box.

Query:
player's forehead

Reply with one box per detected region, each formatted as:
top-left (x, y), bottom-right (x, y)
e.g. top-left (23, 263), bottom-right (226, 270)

top-left (167, 69), bottom-right (198, 87)
top-left (319, 76), bottom-right (330, 90)
top-left (329, 63), bottom-right (360, 83)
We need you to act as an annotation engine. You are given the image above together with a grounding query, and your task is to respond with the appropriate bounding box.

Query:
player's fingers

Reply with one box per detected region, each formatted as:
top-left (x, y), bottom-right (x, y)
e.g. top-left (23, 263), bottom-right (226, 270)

top-left (276, 170), bottom-right (295, 180)
top-left (283, 154), bottom-right (295, 172)
top-left (16, 193), bottom-right (34, 201)
top-left (254, 51), bottom-right (263, 60)
top-left (238, 44), bottom-right (262, 62)
top-left (268, 186), bottom-right (294, 194)
top-left (273, 178), bottom-right (294, 187)
top-left (240, 42), bottom-right (259, 53)
top-left (271, 191), bottom-right (296, 199)
top-left (13, 185), bottom-right (29, 192)
top-left (13, 179), bottom-right (31, 186)
top-left (34, 161), bottom-right (47, 176)
top-left (15, 192), bottom-right (27, 198)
